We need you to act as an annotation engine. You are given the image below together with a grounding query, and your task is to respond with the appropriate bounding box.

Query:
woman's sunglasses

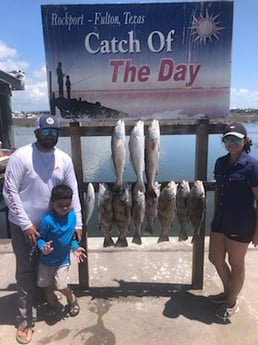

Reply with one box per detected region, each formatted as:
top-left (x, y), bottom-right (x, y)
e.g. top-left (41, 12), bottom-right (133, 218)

top-left (222, 136), bottom-right (243, 143)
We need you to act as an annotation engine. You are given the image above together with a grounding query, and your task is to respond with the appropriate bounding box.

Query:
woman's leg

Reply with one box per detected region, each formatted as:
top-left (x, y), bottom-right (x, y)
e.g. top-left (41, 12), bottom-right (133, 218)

top-left (225, 238), bottom-right (249, 306)
top-left (208, 232), bottom-right (231, 297)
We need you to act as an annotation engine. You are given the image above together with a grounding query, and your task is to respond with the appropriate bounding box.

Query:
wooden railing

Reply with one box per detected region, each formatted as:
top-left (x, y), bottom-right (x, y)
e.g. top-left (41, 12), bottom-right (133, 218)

top-left (59, 118), bottom-right (226, 290)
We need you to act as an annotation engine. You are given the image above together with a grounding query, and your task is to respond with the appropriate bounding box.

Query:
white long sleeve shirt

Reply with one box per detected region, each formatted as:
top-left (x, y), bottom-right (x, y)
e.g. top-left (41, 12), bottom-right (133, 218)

top-left (3, 143), bottom-right (82, 231)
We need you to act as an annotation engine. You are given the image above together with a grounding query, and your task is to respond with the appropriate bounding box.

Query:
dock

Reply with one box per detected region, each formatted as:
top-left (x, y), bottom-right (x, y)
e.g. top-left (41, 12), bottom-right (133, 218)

top-left (0, 237), bottom-right (258, 344)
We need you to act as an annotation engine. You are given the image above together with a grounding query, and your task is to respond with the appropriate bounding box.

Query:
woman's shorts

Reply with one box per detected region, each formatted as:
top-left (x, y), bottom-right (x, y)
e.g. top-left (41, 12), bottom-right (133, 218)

top-left (211, 228), bottom-right (253, 243)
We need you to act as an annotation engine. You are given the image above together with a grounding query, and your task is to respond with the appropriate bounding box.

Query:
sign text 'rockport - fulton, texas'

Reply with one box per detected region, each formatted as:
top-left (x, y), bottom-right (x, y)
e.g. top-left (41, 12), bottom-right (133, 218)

top-left (41, 2), bottom-right (233, 120)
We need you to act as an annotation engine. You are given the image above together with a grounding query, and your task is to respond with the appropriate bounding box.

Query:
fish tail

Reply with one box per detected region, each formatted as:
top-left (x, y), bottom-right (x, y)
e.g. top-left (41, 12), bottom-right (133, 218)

top-left (144, 223), bottom-right (153, 235)
top-left (157, 234), bottom-right (170, 243)
top-left (146, 185), bottom-right (157, 198)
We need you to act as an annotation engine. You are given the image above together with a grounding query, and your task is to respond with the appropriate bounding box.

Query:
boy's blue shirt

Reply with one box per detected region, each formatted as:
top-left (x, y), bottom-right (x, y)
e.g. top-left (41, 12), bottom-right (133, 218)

top-left (37, 209), bottom-right (79, 267)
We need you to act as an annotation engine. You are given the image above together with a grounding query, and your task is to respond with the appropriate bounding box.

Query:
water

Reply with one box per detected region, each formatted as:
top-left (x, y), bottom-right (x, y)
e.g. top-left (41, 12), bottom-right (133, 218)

top-left (11, 122), bottom-right (258, 239)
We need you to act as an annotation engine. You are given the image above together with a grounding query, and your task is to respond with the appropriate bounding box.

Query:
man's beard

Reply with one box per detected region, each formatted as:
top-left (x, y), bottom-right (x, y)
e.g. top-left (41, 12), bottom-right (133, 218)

top-left (37, 136), bottom-right (58, 150)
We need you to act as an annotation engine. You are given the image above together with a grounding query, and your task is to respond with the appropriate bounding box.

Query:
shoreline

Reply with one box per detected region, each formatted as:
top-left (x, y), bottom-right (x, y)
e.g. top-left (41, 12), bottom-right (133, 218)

top-left (12, 113), bottom-right (258, 128)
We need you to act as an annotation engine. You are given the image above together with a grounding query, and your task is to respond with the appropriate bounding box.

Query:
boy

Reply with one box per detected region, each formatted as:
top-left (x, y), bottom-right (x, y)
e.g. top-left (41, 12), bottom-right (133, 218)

top-left (37, 185), bottom-right (86, 320)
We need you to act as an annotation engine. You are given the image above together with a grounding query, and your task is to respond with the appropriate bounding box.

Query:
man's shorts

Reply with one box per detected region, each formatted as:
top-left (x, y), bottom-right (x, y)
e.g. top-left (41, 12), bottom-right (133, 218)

top-left (37, 262), bottom-right (70, 290)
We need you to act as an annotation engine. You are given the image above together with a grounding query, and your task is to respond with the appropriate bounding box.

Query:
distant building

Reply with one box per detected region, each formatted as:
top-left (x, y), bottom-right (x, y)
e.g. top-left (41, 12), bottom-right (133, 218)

top-left (0, 70), bottom-right (25, 148)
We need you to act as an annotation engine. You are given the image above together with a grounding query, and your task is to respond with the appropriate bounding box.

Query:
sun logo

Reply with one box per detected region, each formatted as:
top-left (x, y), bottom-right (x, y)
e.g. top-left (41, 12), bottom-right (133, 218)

top-left (189, 9), bottom-right (225, 45)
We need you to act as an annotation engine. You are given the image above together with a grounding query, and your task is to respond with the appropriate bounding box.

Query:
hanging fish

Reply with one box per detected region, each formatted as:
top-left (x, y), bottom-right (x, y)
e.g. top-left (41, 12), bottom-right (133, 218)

top-left (111, 119), bottom-right (126, 193)
top-left (129, 120), bottom-right (145, 193)
top-left (145, 119), bottom-right (160, 197)
top-left (84, 182), bottom-right (95, 227)
top-left (157, 181), bottom-right (177, 242)
top-left (176, 180), bottom-right (190, 241)
top-left (112, 183), bottom-right (132, 247)
top-left (131, 182), bottom-right (146, 245)
top-left (144, 181), bottom-right (161, 235)
top-left (189, 180), bottom-right (206, 243)
top-left (98, 183), bottom-right (114, 247)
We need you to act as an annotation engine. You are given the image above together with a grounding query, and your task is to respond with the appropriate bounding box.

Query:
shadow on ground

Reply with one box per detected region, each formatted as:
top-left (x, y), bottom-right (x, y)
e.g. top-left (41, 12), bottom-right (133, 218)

top-left (163, 290), bottom-right (229, 325)
top-left (0, 280), bottom-right (228, 327)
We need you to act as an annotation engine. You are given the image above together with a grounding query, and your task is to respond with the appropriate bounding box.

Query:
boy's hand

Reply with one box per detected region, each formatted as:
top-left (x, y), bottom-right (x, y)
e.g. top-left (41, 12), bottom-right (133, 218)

top-left (42, 241), bottom-right (54, 255)
top-left (73, 247), bottom-right (87, 263)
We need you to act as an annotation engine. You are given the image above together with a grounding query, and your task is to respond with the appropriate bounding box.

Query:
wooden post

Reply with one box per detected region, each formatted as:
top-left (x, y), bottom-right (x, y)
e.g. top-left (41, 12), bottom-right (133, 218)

top-left (69, 122), bottom-right (89, 289)
top-left (191, 118), bottom-right (209, 289)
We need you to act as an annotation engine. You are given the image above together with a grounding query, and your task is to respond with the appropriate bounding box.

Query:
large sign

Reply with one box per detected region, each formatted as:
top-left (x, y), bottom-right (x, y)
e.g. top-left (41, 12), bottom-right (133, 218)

top-left (41, 1), bottom-right (233, 120)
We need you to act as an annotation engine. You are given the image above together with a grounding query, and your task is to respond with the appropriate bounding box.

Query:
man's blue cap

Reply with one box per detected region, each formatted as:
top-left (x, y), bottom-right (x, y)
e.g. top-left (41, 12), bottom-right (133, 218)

top-left (35, 115), bottom-right (60, 129)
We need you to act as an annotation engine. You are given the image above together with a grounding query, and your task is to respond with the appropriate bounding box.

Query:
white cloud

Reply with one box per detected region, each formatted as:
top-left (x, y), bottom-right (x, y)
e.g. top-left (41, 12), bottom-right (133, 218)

top-left (0, 41), bottom-right (48, 112)
top-left (32, 66), bottom-right (47, 80)
top-left (0, 40), bottom-right (16, 59)
top-left (0, 41), bottom-right (28, 72)
top-left (0, 58), bottom-right (29, 73)
top-left (11, 77), bottom-right (49, 112)
top-left (230, 88), bottom-right (258, 109)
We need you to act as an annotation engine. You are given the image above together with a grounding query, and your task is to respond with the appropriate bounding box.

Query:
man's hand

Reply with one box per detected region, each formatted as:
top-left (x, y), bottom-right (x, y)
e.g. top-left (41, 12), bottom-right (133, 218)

top-left (24, 226), bottom-right (40, 245)
top-left (75, 228), bottom-right (83, 243)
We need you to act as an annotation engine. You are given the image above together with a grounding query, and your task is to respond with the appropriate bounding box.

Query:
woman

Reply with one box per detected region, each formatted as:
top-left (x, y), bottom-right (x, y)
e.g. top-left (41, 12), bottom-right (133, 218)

top-left (209, 122), bottom-right (258, 321)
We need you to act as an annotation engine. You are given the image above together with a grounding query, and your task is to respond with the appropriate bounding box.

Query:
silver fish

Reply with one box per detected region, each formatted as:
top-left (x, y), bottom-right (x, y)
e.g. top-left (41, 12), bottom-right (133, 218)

top-left (157, 181), bottom-right (177, 242)
top-left (111, 119), bottom-right (126, 192)
top-left (129, 120), bottom-right (145, 192)
top-left (189, 180), bottom-right (205, 243)
top-left (112, 183), bottom-right (132, 247)
top-left (84, 182), bottom-right (95, 227)
top-left (98, 182), bottom-right (114, 247)
top-left (144, 182), bottom-right (161, 235)
top-left (176, 180), bottom-right (190, 241)
top-left (131, 183), bottom-right (146, 245)
top-left (145, 119), bottom-right (160, 197)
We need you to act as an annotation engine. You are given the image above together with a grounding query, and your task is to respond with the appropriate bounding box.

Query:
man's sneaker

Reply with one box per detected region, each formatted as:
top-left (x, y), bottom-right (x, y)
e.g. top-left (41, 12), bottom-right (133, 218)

top-left (215, 302), bottom-right (239, 321)
top-left (208, 293), bottom-right (226, 304)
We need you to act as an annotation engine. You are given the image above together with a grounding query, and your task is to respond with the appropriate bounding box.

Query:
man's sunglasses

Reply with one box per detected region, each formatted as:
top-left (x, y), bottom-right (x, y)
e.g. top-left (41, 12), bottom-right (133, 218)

top-left (40, 128), bottom-right (58, 136)
top-left (222, 136), bottom-right (243, 143)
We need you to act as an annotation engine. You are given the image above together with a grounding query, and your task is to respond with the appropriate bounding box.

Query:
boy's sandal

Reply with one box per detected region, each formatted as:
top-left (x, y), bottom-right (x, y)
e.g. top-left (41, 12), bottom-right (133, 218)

top-left (69, 298), bottom-right (80, 317)
top-left (16, 327), bottom-right (33, 344)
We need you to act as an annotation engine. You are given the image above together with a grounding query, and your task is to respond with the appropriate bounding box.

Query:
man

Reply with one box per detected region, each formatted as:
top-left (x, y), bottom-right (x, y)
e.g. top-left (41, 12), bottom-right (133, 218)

top-left (56, 62), bottom-right (64, 97)
top-left (3, 114), bottom-right (82, 344)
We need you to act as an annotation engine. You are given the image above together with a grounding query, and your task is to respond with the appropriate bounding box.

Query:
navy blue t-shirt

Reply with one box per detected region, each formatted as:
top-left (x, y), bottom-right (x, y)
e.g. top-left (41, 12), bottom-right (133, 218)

top-left (212, 152), bottom-right (258, 237)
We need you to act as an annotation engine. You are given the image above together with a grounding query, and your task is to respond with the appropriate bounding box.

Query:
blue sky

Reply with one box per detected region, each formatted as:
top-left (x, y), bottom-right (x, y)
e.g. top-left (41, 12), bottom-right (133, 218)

top-left (0, 0), bottom-right (257, 112)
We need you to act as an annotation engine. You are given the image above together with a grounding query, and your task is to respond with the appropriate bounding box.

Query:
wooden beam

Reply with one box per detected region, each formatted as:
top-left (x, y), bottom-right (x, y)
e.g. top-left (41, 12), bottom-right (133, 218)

top-left (191, 119), bottom-right (209, 289)
top-left (69, 122), bottom-right (89, 289)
